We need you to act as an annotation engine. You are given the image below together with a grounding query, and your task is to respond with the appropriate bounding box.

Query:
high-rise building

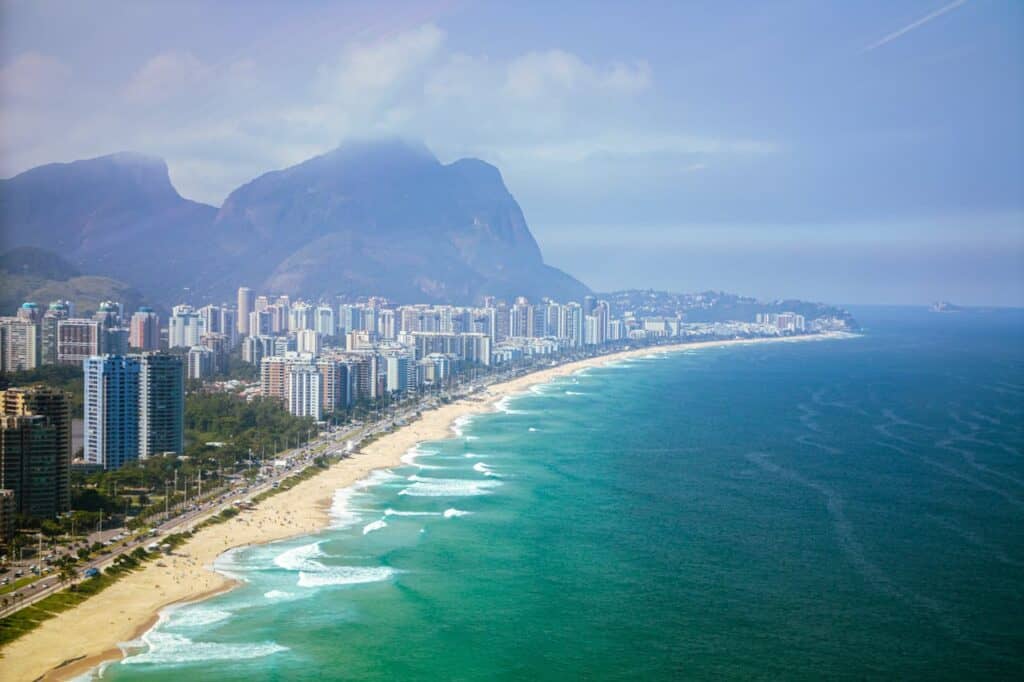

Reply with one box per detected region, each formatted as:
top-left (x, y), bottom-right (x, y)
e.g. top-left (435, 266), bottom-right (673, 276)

top-left (16, 302), bottom-right (40, 323)
top-left (0, 317), bottom-right (39, 371)
top-left (315, 305), bottom-right (335, 337)
top-left (93, 301), bottom-right (122, 330)
top-left (84, 355), bottom-right (141, 470)
top-left (168, 305), bottom-right (206, 348)
top-left (510, 298), bottom-right (532, 338)
top-left (316, 358), bottom-right (354, 412)
top-left (237, 287), bottom-right (254, 336)
top-left (248, 310), bottom-right (273, 337)
top-left (187, 345), bottom-right (214, 379)
top-left (40, 301), bottom-right (70, 365)
top-left (1, 414), bottom-right (60, 518)
top-left (260, 356), bottom-right (289, 402)
top-left (289, 302), bottom-right (315, 331)
top-left (296, 329), bottom-right (322, 355)
top-left (242, 335), bottom-right (275, 365)
top-left (57, 319), bottom-right (103, 365)
top-left (129, 307), bottom-right (160, 350)
top-left (103, 327), bottom-right (130, 355)
top-left (0, 489), bottom-right (14, 545)
top-left (139, 353), bottom-right (184, 458)
top-left (385, 355), bottom-right (411, 393)
top-left (0, 385), bottom-right (71, 513)
top-left (286, 362), bottom-right (322, 420)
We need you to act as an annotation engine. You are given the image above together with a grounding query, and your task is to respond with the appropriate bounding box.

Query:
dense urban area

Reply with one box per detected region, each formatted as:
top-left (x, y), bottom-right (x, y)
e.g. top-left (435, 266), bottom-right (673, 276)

top-left (0, 286), bottom-right (852, 634)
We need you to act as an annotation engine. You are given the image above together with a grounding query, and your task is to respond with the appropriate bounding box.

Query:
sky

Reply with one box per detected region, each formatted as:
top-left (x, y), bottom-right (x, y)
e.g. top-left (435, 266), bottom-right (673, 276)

top-left (1, 0), bottom-right (1022, 305)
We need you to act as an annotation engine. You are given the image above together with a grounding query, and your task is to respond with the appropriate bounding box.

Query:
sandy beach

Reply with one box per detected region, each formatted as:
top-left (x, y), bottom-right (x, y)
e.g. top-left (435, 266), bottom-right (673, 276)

top-left (0, 333), bottom-right (847, 681)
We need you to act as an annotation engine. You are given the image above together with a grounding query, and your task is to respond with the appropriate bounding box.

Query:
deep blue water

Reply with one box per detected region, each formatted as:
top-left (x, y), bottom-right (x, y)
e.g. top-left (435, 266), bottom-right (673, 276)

top-left (101, 307), bottom-right (1024, 680)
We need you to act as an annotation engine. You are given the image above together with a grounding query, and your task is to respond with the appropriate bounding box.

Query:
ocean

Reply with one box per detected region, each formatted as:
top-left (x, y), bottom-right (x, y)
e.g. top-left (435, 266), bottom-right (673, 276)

top-left (97, 307), bottom-right (1024, 680)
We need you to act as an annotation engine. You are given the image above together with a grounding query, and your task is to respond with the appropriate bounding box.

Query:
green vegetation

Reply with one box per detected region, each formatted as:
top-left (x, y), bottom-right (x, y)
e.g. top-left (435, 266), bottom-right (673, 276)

top-left (62, 393), bottom-right (317, 530)
top-left (0, 533), bottom-right (191, 649)
top-left (0, 364), bottom-right (82, 413)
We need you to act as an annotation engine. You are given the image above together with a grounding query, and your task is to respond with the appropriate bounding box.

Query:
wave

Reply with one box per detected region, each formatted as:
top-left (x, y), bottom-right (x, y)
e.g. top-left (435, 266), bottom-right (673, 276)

top-left (384, 508), bottom-right (440, 517)
top-left (399, 475), bottom-right (502, 497)
top-left (472, 462), bottom-right (501, 477)
top-left (264, 590), bottom-right (295, 600)
top-left (494, 395), bottom-right (529, 414)
top-left (362, 519), bottom-right (388, 535)
top-left (122, 631), bottom-right (287, 667)
top-left (452, 415), bottom-right (475, 437)
top-left (297, 565), bottom-right (397, 588)
top-left (273, 541), bottom-right (325, 572)
top-left (443, 508), bottom-right (471, 518)
top-left (165, 607), bottom-right (232, 630)
top-left (329, 469), bottom-right (400, 528)
top-left (528, 427), bottom-right (539, 432)
top-left (212, 546), bottom-right (252, 582)
top-left (565, 391), bottom-right (588, 396)
top-left (400, 444), bottom-right (442, 468)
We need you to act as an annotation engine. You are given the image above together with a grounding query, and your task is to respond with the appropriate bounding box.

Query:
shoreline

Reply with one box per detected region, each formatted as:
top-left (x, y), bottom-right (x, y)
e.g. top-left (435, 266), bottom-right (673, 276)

top-left (0, 332), bottom-right (853, 681)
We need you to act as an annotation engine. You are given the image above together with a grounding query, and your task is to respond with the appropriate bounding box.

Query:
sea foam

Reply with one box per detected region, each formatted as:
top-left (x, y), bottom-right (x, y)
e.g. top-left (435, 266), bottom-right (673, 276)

top-left (362, 519), bottom-right (388, 535)
top-left (273, 541), bottom-right (325, 572)
top-left (473, 462), bottom-right (501, 477)
top-left (122, 631), bottom-right (287, 666)
top-left (297, 566), bottom-right (397, 588)
top-left (494, 395), bottom-right (528, 414)
top-left (399, 475), bottom-right (501, 497)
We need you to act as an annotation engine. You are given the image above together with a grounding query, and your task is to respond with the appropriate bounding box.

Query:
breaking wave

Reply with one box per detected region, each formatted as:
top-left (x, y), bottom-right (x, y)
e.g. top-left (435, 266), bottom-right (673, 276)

top-left (297, 566), bottom-right (398, 588)
top-left (399, 475), bottom-right (502, 497)
top-left (122, 631), bottom-right (287, 667)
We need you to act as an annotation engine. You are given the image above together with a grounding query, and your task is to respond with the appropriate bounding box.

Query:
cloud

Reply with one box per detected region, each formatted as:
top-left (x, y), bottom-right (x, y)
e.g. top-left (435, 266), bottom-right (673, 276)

top-left (0, 52), bottom-right (71, 101)
top-left (504, 50), bottom-right (651, 99)
top-left (124, 51), bottom-right (256, 103)
top-left (0, 21), bottom-right (768, 206)
top-left (325, 23), bottom-right (444, 95)
top-left (863, 0), bottom-right (968, 52)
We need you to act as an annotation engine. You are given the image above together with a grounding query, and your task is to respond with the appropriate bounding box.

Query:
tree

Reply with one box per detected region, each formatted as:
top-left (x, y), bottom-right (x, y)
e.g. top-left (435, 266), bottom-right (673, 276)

top-left (57, 557), bottom-right (77, 587)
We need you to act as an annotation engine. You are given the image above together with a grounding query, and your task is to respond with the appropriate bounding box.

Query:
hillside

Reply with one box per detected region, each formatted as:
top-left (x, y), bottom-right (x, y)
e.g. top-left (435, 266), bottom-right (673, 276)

top-left (0, 141), bottom-right (590, 305)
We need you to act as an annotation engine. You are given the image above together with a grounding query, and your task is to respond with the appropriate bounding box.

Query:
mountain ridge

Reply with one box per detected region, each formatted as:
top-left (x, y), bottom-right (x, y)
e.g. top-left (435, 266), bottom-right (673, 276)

top-left (1, 140), bottom-right (589, 305)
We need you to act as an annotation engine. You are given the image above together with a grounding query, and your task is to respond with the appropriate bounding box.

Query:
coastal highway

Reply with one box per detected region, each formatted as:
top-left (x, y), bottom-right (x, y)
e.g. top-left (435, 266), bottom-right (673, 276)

top-left (0, 423), bottom-right (369, 617)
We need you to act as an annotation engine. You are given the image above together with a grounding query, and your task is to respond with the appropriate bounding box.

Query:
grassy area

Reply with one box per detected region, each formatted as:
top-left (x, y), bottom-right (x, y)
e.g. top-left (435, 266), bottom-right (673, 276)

top-left (0, 575), bottom-right (42, 596)
top-left (0, 436), bottom-right (354, 653)
top-left (0, 533), bottom-right (189, 651)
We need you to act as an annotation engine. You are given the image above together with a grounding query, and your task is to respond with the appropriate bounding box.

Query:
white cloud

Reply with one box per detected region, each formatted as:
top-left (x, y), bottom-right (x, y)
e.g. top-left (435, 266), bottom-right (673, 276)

top-left (0, 22), bottom-right (774, 206)
top-left (320, 23), bottom-right (444, 97)
top-left (504, 50), bottom-right (650, 99)
top-left (0, 52), bottom-right (71, 101)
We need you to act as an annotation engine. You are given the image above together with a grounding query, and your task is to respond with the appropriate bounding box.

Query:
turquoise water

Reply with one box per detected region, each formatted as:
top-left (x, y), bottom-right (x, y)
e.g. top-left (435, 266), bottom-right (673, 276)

top-left (101, 308), bottom-right (1024, 680)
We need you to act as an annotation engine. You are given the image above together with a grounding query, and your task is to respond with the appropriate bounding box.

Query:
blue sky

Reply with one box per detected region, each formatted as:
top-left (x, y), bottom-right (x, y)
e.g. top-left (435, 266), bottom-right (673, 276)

top-left (1, 0), bottom-right (1021, 304)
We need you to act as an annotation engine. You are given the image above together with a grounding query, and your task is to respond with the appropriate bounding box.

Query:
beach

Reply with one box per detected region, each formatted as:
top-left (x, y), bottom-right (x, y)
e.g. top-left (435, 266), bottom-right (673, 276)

top-left (0, 334), bottom-right (843, 681)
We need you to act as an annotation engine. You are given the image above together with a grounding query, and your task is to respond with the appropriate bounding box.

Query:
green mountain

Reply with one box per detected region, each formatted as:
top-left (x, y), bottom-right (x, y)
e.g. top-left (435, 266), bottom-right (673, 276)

top-left (0, 246), bottom-right (141, 315)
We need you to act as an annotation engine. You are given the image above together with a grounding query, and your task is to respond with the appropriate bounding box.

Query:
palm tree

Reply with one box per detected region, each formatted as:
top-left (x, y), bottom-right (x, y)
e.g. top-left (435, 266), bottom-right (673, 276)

top-left (57, 557), bottom-right (77, 588)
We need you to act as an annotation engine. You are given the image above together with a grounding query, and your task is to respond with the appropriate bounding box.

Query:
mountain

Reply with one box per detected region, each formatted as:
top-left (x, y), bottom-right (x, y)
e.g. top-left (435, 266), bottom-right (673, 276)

top-left (0, 246), bottom-right (142, 315)
top-left (0, 152), bottom-right (218, 303)
top-left (0, 141), bottom-right (589, 305)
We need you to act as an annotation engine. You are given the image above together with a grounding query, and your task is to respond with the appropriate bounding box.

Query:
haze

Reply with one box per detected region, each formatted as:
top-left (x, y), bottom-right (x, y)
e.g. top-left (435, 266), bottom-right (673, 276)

top-left (1, 0), bottom-right (1021, 305)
